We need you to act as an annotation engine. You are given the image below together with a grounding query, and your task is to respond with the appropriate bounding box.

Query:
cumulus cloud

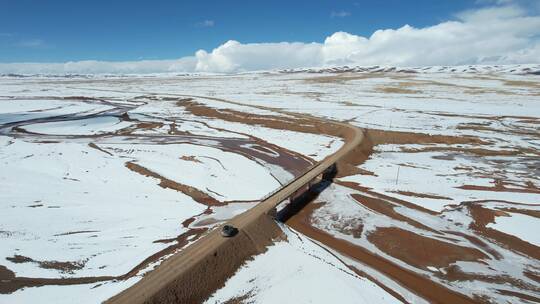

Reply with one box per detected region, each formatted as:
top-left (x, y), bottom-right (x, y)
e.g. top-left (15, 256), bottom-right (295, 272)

top-left (1, 5), bottom-right (539, 74)
top-left (194, 40), bottom-right (322, 72)
top-left (192, 5), bottom-right (540, 71)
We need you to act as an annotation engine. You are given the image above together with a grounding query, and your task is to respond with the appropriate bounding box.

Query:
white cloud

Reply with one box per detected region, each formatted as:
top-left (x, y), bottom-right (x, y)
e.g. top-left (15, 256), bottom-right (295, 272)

top-left (1, 5), bottom-right (539, 74)
top-left (194, 40), bottom-right (322, 72)
top-left (476, 0), bottom-right (514, 5)
top-left (15, 39), bottom-right (45, 48)
top-left (331, 10), bottom-right (351, 18)
top-left (0, 58), bottom-right (197, 74)
top-left (196, 20), bottom-right (215, 27)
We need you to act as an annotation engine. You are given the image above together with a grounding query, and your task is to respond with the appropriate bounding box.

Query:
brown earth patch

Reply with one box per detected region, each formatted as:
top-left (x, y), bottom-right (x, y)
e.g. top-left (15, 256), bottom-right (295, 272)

top-left (524, 270), bottom-right (540, 284)
top-left (179, 155), bottom-right (202, 163)
top-left (284, 203), bottom-right (479, 304)
top-left (456, 123), bottom-right (540, 138)
top-left (177, 98), bottom-right (355, 147)
top-left (503, 79), bottom-right (540, 89)
top-left (182, 208), bottom-right (213, 228)
top-left (401, 146), bottom-right (536, 157)
top-left (497, 289), bottom-right (540, 303)
top-left (53, 230), bottom-right (100, 236)
top-left (367, 227), bottom-right (489, 269)
top-left (458, 182), bottom-right (540, 194)
top-left (6, 255), bottom-right (85, 274)
top-left (171, 98), bottom-right (319, 177)
top-left (0, 265), bottom-right (117, 294)
top-left (303, 73), bottom-right (398, 84)
top-left (125, 161), bottom-right (223, 206)
top-left (443, 231), bottom-right (503, 260)
top-left (0, 265), bottom-right (15, 281)
top-left (377, 86), bottom-right (421, 94)
top-left (88, 142), bottom-right (113, 156)
top-left (468, 203), bottom-right (540, 260)
top-left (517, 118), bottom-right (540, 124)
top-left (1, 225), bottom-right (209, 294)
top-left (392, 190), bottom-right (453, 200)
top-left (39, 260), bottom-right (85, 273)
top-left (341, 181), bottom-right (439, 216)
top-left (442, 264), bottom-right (540, 292)
top-left (135, 122), bottom-right (164, 129)
top-left (365, 129), bottom-right (487, 146)
top-left (222, 290), bottom-right (255, 304)
top-left (351, 193), bottom-right (439, 233)
top-left (498, 207), bottom-right (540, 219)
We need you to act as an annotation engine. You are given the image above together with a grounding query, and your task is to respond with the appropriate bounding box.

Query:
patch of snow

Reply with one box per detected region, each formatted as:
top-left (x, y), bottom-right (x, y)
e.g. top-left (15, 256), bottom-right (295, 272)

top-left (205, 225), bottom-right (401, 304)
top-left (487, 213), bottom-right (540, 247)
top-left (22, 116), bottom-right (132, 135)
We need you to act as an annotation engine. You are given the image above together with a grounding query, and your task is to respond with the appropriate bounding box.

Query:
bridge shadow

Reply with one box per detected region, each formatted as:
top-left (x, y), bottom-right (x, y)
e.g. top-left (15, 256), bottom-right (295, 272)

top-left (276, 167), bottom-right (337, 223)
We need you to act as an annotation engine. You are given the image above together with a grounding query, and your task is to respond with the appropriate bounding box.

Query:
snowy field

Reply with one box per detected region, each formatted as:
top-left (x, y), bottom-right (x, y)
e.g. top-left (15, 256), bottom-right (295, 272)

top-left (1, 64), bottom-right (539, 303)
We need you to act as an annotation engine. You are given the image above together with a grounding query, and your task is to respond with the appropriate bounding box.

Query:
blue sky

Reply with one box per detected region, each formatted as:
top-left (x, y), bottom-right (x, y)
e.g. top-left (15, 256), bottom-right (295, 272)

top-left (1, 0), bottom-right (485, 62)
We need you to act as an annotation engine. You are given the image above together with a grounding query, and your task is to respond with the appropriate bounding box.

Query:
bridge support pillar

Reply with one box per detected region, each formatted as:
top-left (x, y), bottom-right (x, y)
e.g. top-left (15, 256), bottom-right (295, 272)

top-left (322, 163), bottom-right (338, 181)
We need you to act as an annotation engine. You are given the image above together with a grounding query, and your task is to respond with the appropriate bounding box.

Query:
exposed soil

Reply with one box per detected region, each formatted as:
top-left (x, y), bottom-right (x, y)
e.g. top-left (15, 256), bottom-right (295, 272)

top-left (392, 190), bottom-right (453, 200)
top-left (503, 79), bottom-right (540, 89)
top-left (498, 207), bottom-right (540, 219)
top-left (0, 264), bottom-right (116, 294)
top-left (458, 183), bottom-right (540, 194)
top-left (443, 231), bottom-right (503, 260)
top-left (106, 213), bottom-right (284, 304)
top-left (222, 290), bottom-right (255, 304)
top-left (283, 203), bottom-right (480, 304)
top-left (6, 255), bottom-right (86, 274)
top-left (467, 203), bottom-right (540, 260)
top-left (342, 181), bottom-right (439, 216)
top-left (125, 161), bottom-right (223, 206)
top-left (5, 83), bottom-right (538, 304)
top-left (88, 142), bottom-right (113, 156)
top-left (53, 230), bottom-right (100, 236)
top-left (497, 289), bottom-right (540, 303)
top-left (178, 98), bottom-right (352, 149)
top-left (442, 264), bottom-right (540, 291)
top-left (350, 193), bottom-right (439, 233)
top-left (367, 227), bottom-right (489, 269)
top-left (1, 94), bottom-right (327, 298)
top-left (179, 155), bottom-right (202, 163)
top-left (103, 92), bottom-right (364, 304)
top-left (283, 124), bottom-right (539, 303)
top-left (0, 227), bottom-right (209, 294)
top-left (303, 73), bottom-right (398, 84)
top-left (376, 86), bottom-right (421, 94)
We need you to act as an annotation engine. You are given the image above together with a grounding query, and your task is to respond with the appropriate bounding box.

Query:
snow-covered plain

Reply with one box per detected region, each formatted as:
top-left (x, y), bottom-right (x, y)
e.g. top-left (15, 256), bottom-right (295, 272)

top-left (1, 65), bottom-right (539, 303)
top-left (0, 74), bottom-right (343, 302)
top-left (205, 225), bottom-right (401, 304)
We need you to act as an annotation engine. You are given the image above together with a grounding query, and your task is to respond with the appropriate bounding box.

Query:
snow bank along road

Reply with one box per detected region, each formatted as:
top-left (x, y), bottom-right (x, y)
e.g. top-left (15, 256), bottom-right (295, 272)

top-left (104, 93), bottom-right (365, 304)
